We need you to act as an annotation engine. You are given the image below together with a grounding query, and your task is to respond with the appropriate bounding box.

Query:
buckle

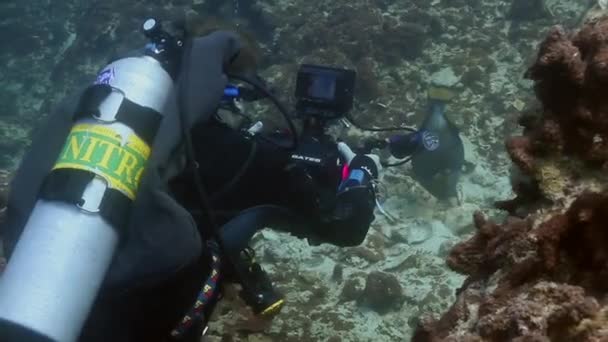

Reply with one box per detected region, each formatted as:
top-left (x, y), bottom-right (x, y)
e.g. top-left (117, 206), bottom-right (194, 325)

top-left (77, 176), bottom-right (108, 213)
top-left (92, 87), bottom-right (126, 122)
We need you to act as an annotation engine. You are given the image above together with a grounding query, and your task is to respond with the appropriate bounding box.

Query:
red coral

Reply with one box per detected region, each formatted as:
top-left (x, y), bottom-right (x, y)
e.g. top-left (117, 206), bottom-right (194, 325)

top-left (536, 119), bottom-right (564, 153)
top-left (499, 18), bottom-right (608, 210)
top-left (527, 26), bottom-right (585, 88)
top-left (416, 193), bottom-right (608, 341)
top-left (534, 214), bottom-right (570, 271)
top-left (412, 281), bottom-right (481, 342)
top-left (446, 212), bottom-right (499, 275)
top-left (573, 104), bottom-right (594, 123)
top-left (447, 212), bottom-right (533, 278)
top-left (573, 17), bottom-right (608, 59)
top-left (506, 136), bottom-right (535, 174)
top-left (475, 282), bottom-right (599, 341)
top-left (529, 192), bottom-right (608, 291)
top-left (415, 17), bottom-right (608, 342)
top-left (586, 46), bottom-right (608, 87)
top-left (519, 18), bottom-right (608, 168)
top-left (495, 170), bottom-right (544, 217)
top-left (561, 193), bottom-right (608, 291)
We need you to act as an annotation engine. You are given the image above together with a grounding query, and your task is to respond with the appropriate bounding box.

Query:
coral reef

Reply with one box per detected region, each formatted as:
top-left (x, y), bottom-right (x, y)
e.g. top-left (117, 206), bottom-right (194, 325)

top-left (0, 0), bottom-right (596, 340)
top-left (505, 15), bottom-right (608, 210)
top-left (518, 20), bottom-right (608, 168)
top-left (414, 15), bottom-right (608, 341)
top-left (415, 194), bottom-right (608, 341)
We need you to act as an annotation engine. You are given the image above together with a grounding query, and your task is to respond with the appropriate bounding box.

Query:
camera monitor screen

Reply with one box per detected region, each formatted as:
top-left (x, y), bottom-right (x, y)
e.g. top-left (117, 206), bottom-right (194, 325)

top-left (295, 64), bottom-right (356, 118)
top-left (309, 73), bottom-right (336, 100)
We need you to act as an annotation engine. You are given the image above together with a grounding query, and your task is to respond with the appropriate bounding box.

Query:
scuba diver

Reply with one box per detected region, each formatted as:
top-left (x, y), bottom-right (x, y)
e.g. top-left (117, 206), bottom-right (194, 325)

top-left (0, 19), bottom-right (381, 342)
top-left (165, 68), bottom-right (465, 328)
top-left (168, 63), bottom-right (382, 322)
top-left (362, 86), bottom-right (465, 202)
top-left (0, 14), bottom-right (463, 342)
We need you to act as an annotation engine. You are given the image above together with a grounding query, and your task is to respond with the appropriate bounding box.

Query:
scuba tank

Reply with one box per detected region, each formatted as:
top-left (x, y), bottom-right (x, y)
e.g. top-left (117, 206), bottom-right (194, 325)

top-left (0, 18), bottom-right (182, 342)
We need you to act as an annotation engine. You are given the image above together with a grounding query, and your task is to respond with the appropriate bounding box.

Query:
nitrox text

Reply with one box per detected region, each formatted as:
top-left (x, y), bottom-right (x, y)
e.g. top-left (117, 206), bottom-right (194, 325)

top-left (54, 125), bottom-right (149, 199)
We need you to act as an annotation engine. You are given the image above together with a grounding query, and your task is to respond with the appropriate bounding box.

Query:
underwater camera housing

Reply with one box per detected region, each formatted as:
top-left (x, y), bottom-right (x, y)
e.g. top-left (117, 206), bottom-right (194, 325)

top-left (295, 64), bottom-right (356, 119)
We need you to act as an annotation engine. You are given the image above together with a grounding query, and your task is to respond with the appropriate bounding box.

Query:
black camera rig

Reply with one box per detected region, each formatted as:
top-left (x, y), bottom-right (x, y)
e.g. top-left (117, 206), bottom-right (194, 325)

top-left (223, 63), bottom-right (417, 155)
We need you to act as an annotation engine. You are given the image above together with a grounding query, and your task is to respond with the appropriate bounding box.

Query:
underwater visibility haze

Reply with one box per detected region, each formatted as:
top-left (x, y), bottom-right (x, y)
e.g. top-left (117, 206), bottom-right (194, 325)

top-left (1, 0), bottom-right (608, 341)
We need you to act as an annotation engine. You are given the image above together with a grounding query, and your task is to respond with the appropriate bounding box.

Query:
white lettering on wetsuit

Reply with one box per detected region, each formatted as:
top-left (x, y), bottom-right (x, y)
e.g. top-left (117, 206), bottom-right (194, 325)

top-left (421, 130), bottom-right (440, 151)
top-left (360, 166), bottom-right (374, 178)
top-left (291, 154), bottom-right (322, 163)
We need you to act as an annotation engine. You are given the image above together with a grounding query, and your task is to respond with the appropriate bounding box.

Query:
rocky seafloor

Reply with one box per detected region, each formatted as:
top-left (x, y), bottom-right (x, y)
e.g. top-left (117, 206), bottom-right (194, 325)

top-left (0, 0), bottom-right (602, 341)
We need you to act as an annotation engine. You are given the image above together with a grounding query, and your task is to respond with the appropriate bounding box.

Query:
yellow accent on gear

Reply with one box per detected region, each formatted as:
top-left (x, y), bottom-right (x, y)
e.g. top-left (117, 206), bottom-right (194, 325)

top-left (260, 299), bottom-right (285, 317)
top-left (428, 86), bottom-right (457, 102)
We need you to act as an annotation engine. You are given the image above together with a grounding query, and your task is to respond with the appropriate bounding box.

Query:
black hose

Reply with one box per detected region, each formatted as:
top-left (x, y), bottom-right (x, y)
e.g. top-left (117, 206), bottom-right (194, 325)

top-left (382, 156), bottom-right (412, 168)
top-left (226, 73), bottom-right (299, 150)
top-left (210, 140), bottom-right (257, 202)
top-left (346, 113), bottom-right (417, 133)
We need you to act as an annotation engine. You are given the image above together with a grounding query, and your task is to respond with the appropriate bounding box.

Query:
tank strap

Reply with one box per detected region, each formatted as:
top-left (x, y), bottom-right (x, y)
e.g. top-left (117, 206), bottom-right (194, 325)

top-left (75, 84), bottom-right (163, 146)
top-left (170, 241), bottom-right (222, 339)
top-left (39, 169), bottom-right (132, 234)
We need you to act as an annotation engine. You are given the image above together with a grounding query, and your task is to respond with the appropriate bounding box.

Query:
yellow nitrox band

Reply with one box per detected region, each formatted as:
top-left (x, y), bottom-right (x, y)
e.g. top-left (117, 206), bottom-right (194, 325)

top-left (53, 123), bottom-right (151, 200)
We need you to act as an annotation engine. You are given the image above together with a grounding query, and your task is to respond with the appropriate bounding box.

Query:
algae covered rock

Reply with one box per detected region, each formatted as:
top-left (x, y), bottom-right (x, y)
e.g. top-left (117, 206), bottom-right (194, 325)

top-left (358, 271), bottom-right (404, 314)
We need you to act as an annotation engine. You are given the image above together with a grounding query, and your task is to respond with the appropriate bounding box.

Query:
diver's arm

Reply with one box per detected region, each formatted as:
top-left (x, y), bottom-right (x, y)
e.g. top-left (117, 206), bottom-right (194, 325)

top-left (312, 188), bottom-right (376, 247)
top-left (179, 127), bottom-right (376, 248)
top-left (257, 171), bottom-right (376, 248)
top-left (308, 152), bottom-right (379, 247)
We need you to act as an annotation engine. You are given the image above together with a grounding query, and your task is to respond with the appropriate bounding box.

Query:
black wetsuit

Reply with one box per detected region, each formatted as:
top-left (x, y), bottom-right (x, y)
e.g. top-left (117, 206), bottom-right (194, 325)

top-left (157, 119), bottom-right (377, 341)
top-left (5, 114), bottom-right (375, 342)
top-left (170, 119), bottom-right (377, 248)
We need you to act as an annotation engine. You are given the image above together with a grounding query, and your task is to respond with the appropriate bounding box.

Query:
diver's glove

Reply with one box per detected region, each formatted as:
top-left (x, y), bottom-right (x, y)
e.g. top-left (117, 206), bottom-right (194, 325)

top-left (153, 31), bottom-right (242, 168)
top-left (387, 132), bottom-right (421, 159)
top-left (179, 31), bottom-right (241, 127)
top-left (349, 155), bottom-right (380, 180)
top-left (319, 142), bottom-right (379, 246)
